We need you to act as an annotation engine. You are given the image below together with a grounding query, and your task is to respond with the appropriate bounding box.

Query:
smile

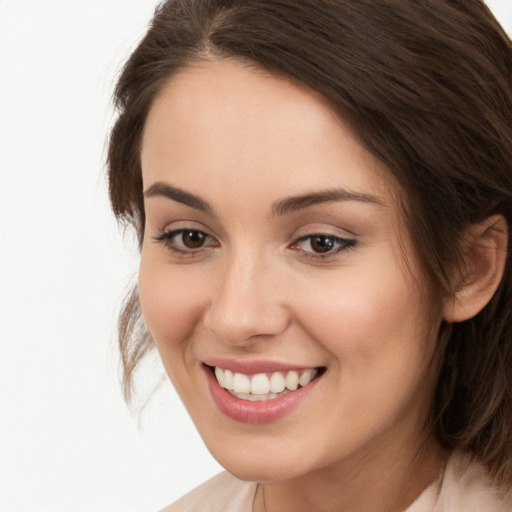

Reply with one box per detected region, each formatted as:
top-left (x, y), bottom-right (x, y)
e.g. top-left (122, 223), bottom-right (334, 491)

top-left (214, 367), bottom-right (319, 401)
top-left (205, 362), bottom-right (324, 424)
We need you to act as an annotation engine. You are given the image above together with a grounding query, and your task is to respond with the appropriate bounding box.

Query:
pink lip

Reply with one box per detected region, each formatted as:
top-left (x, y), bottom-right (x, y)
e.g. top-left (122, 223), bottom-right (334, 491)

top-left (204, 364), bottom-right (322, 424)
top-left (204, 357), bottom-right (317, 375)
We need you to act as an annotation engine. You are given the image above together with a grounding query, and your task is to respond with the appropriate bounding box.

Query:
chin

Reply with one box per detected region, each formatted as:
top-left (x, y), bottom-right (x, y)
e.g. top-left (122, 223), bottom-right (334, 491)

top-left (205, 435), bottom-right (316, 483)
top-left (219, 458), bottom-right (306, 483)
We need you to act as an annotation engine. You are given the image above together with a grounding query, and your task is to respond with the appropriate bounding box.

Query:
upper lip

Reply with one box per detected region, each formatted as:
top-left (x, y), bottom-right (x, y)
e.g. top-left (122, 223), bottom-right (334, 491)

top-left (203, 357), bottom-right (320, 375)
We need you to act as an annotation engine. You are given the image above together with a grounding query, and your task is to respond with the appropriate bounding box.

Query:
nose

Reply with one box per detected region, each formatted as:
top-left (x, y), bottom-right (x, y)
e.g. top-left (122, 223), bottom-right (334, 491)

top-left (203, 249), bottom-right (290, 346)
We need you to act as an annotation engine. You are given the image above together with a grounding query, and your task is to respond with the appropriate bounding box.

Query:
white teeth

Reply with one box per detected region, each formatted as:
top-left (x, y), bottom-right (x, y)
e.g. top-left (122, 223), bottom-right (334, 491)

top-left (214, 366), bottom-right (319, 400)
top-left (285, 371), bottom-right (299, 391)
top-left (269, 372), bottom-right (286, 393)
top-left (231, 391), bottom-right (291, 401)
top-left (233, 372), bottom-right (251, 393)
top-left (224, 369), bottom-right (234, 390)
top-left (251, 373), bottom-right (270, 395)
top-left (299, 368), bottom-right (317, 387)
top-left (215, 367), bottom-right (225, 387)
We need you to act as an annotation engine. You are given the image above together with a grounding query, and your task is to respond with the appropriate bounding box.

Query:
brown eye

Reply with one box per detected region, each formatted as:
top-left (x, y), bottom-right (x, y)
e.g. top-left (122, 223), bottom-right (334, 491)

top-left (309, 235), bottom-right (336, 253)
top-left (181, 230), bottom-right (207, 248)
top-left (154, 228), bottom-right (217, 255)
top-left (291, 232), bottom-right (356, 259)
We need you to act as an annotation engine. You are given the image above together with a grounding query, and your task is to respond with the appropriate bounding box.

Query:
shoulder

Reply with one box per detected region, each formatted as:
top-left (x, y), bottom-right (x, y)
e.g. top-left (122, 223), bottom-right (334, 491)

top-left (408, 451), bottom-right (512, 512)
top-left (159, 471), bottom-right (257, 512)
top-left (438, 452), bottom-right (512, 511)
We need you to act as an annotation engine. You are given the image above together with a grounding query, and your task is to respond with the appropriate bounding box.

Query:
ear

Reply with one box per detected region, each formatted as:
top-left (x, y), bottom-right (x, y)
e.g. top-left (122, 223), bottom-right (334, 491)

top-left (443, 215), bottom-right (508, 323)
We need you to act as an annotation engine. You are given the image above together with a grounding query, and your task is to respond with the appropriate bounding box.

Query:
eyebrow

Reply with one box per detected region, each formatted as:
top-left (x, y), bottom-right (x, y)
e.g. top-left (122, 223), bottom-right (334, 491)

top-left (272, 189), bottom-right (386, 216)
top-left (143, 181), bottom-right (386, 216)
top-left (144, 182), bottom-right (214, 214)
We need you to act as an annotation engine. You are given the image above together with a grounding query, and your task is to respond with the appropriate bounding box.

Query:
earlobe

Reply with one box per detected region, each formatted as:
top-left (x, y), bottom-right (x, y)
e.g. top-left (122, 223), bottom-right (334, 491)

top-left (442, 215), bottom-right (508, 323)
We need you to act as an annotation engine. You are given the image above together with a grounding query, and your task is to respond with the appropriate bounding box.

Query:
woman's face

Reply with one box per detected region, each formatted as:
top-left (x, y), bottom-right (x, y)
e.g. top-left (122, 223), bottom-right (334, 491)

top-left (139, 60), bottom-right (441, 481)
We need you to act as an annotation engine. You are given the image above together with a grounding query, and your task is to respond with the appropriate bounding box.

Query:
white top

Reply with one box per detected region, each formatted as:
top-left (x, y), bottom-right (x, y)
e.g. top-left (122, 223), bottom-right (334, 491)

top-left (160, 452), bottom-right (511, 511)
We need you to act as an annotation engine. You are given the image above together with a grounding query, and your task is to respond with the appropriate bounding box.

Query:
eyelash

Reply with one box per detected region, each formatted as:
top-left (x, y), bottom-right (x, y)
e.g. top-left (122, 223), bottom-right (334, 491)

top-left (153, 229), bottom-right (356, 260)
top-left (153, 229), bottom-right (218, 257)
top-left (291, 233), bottom-right (356, 260)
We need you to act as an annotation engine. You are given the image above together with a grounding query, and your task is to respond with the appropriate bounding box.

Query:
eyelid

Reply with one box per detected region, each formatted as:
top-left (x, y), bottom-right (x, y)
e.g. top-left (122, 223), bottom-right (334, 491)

top-left (290, 220), bottom-right (357, 237)
top-left (155, 219), bottom-right (219, 242)
top-left (151, 222), bottom-right (357, 261)
top-left (288, 225), bottom-right (358, 261)
top-left (152, 225), bottom-right (220, 258)
top-left (291, 233), bottom-right (355, 251)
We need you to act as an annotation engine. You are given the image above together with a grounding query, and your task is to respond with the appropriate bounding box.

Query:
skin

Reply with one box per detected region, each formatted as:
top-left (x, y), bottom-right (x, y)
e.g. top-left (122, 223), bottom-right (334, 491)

top-left (139, 60), bottom-right (447, 512)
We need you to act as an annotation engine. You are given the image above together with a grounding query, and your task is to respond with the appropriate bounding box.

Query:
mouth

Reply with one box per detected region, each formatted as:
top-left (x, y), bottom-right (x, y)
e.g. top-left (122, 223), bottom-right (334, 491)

top-left (203, 359), bottom-right (326, 423)
top-left (210, 365), bottom-right (324, 401)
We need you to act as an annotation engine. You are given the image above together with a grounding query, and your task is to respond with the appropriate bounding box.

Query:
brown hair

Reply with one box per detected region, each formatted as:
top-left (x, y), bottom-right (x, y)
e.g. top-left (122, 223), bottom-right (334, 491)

top-left (108, 0), bottom-right (512, 487)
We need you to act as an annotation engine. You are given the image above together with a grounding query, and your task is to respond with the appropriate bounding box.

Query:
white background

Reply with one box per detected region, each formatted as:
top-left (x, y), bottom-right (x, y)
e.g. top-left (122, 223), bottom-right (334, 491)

top-left (1, 1), bottom-right (511, 511)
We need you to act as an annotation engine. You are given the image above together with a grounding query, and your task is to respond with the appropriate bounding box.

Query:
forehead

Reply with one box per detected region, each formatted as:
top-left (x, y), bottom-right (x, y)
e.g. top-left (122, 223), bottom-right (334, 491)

top-left (141, 59), bottom-right (397, 209)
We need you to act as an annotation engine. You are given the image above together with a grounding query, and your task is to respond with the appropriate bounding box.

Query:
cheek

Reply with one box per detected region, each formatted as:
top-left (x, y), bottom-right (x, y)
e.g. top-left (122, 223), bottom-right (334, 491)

top-left (294, 269), bottom-right (437, 440)
top-left (293, 259), bottom-right (434, 371)
top-left (138, 252), bottom-right (208, 352)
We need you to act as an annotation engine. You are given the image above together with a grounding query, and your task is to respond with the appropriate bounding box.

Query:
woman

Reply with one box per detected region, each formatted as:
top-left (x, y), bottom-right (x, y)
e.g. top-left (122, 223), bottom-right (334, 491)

top-left (108, 0), bottom-right (512, 510)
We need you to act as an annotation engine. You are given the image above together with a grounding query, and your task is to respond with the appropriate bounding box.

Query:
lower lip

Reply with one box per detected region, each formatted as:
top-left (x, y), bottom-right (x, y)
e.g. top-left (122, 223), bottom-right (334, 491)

top-left (205, 366), bottom-right (321, 424)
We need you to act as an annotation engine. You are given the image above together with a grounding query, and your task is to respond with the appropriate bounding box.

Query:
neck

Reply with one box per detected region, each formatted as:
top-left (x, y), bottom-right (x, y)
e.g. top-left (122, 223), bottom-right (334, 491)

top-left (253, 435), bottom-right (448, 512)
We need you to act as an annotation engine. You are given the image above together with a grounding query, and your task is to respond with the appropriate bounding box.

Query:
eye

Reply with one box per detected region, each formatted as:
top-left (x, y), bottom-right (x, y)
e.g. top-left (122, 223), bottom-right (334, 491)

top-left (153, 228), bottom-right (218, 255)
top-left (176, 230), bottom-right (208, 249)
top-left (292, 233), bottom-right (356, 257)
